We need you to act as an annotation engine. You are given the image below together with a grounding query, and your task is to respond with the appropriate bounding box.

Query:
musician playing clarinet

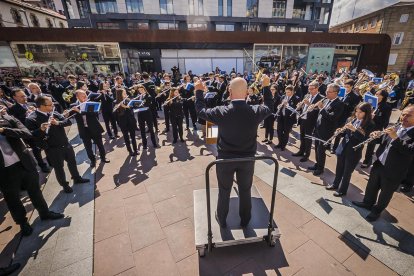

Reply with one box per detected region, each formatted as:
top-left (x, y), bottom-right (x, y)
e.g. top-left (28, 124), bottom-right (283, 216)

top-left (353, 106), bottom-right (414, 221)
top-left (326, 102), bottom-right (375, 196)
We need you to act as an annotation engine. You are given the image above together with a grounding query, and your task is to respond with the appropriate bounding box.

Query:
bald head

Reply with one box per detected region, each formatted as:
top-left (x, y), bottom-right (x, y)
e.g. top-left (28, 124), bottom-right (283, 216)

top-left (229, 77), bottom-right (248, 100)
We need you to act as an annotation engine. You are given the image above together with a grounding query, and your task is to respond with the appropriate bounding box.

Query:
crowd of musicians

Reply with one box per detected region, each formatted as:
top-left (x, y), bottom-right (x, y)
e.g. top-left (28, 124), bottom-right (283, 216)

top-left (1, 67), bottom-right (414, 238)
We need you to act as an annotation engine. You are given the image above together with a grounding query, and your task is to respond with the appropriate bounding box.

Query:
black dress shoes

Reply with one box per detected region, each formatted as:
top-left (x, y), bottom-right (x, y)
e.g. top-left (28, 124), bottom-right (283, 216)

top-left (400, 185), bottom-right (412, 193)
top-left (74, 178), bottom-right (89, 184)
top-left (292, 152), bottom-right (304, 157)
top-left (20, 222), bottom-right (33, 236)
top-left (333, 192), bottom-right (346, 197)
top-left (0, 263), bottom-right (21, 275)
top-left (62, 183), bottom-right (73, 193)
top-left (274, 144), bottom-right (282, 149)
top-left (262, 139), bottom-right (268, 143)
top-left (90, 160), bottom-right (96, 168)
top-left (299, 157), bottom-right (308, 162)
top-left (366, 212), bottom-right (380, 222)
top-left (40, 165), bottom-right (51, 173)
top-left (101, 158), bottom-right (110, 163)
top-left (352, 201), bottom-right (372, 210)
top-left (40, 211), bottom-right (64, 221)
top-left (265, 140), bottom-right (273, 145)
top-left (313, 170), bottom-right (323, 176)
top-left (308, 165), bottom-right (317, 170)
top-left (325, 185), bottom-right (336, 190)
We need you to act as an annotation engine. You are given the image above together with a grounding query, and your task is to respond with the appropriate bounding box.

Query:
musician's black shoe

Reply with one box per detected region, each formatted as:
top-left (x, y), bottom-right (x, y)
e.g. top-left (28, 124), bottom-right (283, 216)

top-left (62, 182), bottom-right (73, 193)
top-left (313, 170), bottom-right (323, 176)
top-left (40, 211), bottom-right (64, 221)
top-left (193, 124), bottom-right (197, 130)
top-left (215, 211), bottom-right (226, 228)
top-left (330, 149), bottom-right (336, 154)
top-left (74, 178), bottom-right (89, 184)
top-left (0, 263), bottom-right (21, 275)
top-left (115, 134), bottom-right (120, 138)
top-left (109, 136), bottom-right (115, 139)
top-left (265, 140), bottom-right (273, 145)
top-left (40, 165), bottom-right (51, 173)
top-left (366, 212), bottom-right (380, 222)
top-left (325, 185), bottom-right (336, 190)
top-left (352, 201), bottom-right (372, 210)
top-left (300, 157), bottom-right (309, 162)
top-left (400, 185), bottom-right (412, 193)
top-left (154, 144), bottom-right (161, 149)
top-left (90, 161), bottom-right (96, 168)
top-left (292, 152), bottom-right (304, 157)
top-left (308, 165), bottom-right (317, 170)
top-left (262, 139), bottom-right (268, 143)
top-left (20, 222), bottom-right (33, 236)
top-left (101, 158), bottom-right (110, 163)
top-left (274, 144), bottom-right (282, 149)
top-left (260, 124), bottom-right (265, 128)
top-left (333, 192), bottom-right (346, 197)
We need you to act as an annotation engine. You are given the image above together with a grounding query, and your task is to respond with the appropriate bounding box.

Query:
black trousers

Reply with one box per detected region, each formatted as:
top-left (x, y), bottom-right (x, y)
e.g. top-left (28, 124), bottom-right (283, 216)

top-left (32, 145), bottom-right (47, 167)
top-left (401, 160), bottom-right (414, 189)
top-left (276, 116), bottom-right (294, 149)
top-left (298, 119), bottom-right (315, 157)
top-left (102, 111), bottom-right (118, 137)
top-left (314, 139), bottom-right (329, 171)
top-left (183, 101), bottom-right (197, 128)
top-left (363, 161), bottom-right (401, 214)
top-left (362, 138), bottom-right (380, 164)
top-left (164, 106), bottom-right (170, 131)
top-left (171, 116), bottom-right (183, 141)
top-left (0, 162), bottom-right (49, 224)
top-left (333, 150), bottom-right (361, 194)
top-left (264, 115), bottom-right (275, 140)
top-left (120, 126), bottom-right (137, 153)
top-left (151, 103), bottom-right (159, 131)
top-left (46, 144), bottom-right (81, 185)
top-left (83, 129), bottom-right (106, 162)
top-left (216, 161), bottom-right (255, 225)
top-left (137, 110), bottom-right (157, 147)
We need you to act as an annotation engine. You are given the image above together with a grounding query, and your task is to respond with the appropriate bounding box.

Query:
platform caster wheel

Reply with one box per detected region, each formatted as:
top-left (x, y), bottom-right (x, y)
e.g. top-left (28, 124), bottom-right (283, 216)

top-left (266, 235), bottom-right (277, 247)
top-left (198, 247), bottom-right (206, 257)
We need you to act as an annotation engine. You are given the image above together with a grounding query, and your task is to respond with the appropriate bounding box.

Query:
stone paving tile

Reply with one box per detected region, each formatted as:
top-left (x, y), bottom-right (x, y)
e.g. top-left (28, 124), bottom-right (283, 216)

top-left (153, 197), bottom-right (187, 227)
top-left (123, 193), bottom-right (154, 220)
top-left (343, 253), bottom-right (398, 276)
top-left (94, 206), bottom-right (128, 243)
top-left (94, 233), bottom-right (135, 276)
top-left (133, 239), bottom-right (180, 276)
top-left (163, 218), bottom-right (196, 262)
top-left (52, 256), bottom-right (92, 276)
top-left (117, 267), bottom-right (139, 276)
top-left (128, 212), bottom-right (165, 252)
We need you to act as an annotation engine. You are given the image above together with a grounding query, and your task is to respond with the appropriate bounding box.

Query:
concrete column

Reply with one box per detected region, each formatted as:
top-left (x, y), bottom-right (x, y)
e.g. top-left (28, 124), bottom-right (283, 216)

top-left (319, 7), bottom-right (325, 24)
top-left (233, 0), bottom-right (246, 17)
top-left (305, 4), bottom-right (311, 20)
top-left (117, 0), bottom-right (127, 13)
top-left (258, 0), bottom-right (272, 18)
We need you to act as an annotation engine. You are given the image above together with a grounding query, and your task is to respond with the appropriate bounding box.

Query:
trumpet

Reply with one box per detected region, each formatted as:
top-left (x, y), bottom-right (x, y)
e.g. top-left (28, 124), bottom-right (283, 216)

top-left (353, 122), bottom-right (401, 150)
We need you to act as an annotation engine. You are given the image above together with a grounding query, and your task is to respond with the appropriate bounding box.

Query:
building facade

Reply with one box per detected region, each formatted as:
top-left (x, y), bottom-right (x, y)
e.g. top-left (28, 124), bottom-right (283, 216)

top-left (0, 0), bottom-right (68, 28)
top-left (329, 1), bottom-right (414, 74)
top-left (61, 0), bottom-right (333, 32)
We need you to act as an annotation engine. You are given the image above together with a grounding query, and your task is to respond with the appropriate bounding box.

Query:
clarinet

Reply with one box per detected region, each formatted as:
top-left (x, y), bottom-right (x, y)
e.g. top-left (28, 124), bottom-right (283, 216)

top-left (45, 107), bottom-right (55, 135)
top-left (353, 122), bottom-right (401, 150)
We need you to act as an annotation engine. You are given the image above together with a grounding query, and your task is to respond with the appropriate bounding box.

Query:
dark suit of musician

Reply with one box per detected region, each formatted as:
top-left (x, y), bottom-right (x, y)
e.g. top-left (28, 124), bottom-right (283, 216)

top-left (297, 93), bottom-right (324, 158)
top-left (359, 125), bottom-right (414, 217)
top-left (216, 81), bottom-right (227, 106)
top-left (95, 91), bottom-right (118, 138)
top-left (25, 110), bottom-right (84, 187)
top-left (195, 79), bottom-right (273, 227)
top-left (362, 101), bottom-right (392, 166)
top-left (0, 114), bottom-right (50, 225)
top-left (312, 97), bottom-right (345, 174)
top-left (8, 102), bottom-right (49, 170)
top-left (168, 97), bottom-right (185, 143)
top-left (263, 88), bottom-right (280, 142)
top-left (143, 80), bottom-right (159, 131)
top-left (276, 94), bottom-right (300, 150)
top-left (136, 93), bottom-right (158, 148)
top-left (180, 83), bottom-right (198, 129)
top-left (332, 118), bottom-right (375, 194)
top-left (70, 101), bottom-right (106, 164)
top-left (114, 100), bottom-right (138, 155)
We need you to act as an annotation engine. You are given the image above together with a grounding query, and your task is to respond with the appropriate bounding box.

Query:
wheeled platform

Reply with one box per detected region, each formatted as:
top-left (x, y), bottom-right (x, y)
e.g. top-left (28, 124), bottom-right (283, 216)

top-left (194, 156), bottom-right (281, 257)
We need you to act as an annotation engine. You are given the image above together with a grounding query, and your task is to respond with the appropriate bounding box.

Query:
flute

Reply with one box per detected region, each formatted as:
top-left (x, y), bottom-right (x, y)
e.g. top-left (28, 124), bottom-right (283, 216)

top-left (297, 98), bottom-right (328, 119)
top-left (45, 106), bottom-right (55, 135)
top-left (353, 122), bottom-right (401, 150)
top-left (163, 95), bottom-right (180, 106)
top-left (64, 100), bottom-right (92, 119)
top-left (323, 125), bottom-right (348, 146)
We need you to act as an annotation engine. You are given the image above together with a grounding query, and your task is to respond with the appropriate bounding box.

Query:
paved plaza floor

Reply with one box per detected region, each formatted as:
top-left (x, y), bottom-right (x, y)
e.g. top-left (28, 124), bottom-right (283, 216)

top-left (1, 111), bottom-right (414, 276)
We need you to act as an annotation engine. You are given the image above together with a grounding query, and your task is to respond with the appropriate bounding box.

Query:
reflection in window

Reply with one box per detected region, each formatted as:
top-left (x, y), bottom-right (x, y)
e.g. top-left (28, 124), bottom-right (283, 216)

top-left (30, 14), bottom-right (40, 27)
top-left (243, 24), bottom-right (260, 31)
top-left (97, 22), bottom-right (120, 29)
top-left (127, 22), bottom-right (149, 29)
top-left (227, 0), bottom-right (232, 16)
top-left (188, 23), bottom-right (207, 30)
top-left (95, 0), bottom-right (118, 14)
top-left (10, 8), bottom-right (23, 25)
top-left (76, 0), bottom-right (90, 18)
top-left (158, 22), bottom-right (177, 29)
top-left (246, 0), bottom-right (259, 17)
top-left (216, 24), bottom-right (234, 31)
top-left (160, 0), bottom-right (174, 14)
top-left (272, 1), bottom-right (286, 18)
top-left (126, 0), bottom-right (144, 13)
top-left (65, 0), bottom-right (75, 19)
top-left (292, 8), bottom-right (305, 19)
top-left (268, 25), bottom-right (285, 32)
top-left (218, 0), bottom-right (223, 16)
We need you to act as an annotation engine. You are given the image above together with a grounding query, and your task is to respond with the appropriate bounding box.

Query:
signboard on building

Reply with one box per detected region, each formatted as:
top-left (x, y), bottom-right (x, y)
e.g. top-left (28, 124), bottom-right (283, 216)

top-left (306, 43), bottom-right (335, 74)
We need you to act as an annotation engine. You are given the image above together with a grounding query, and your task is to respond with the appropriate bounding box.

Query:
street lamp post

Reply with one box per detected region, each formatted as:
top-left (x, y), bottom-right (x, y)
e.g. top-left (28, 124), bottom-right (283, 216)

top-left (18, 8), bottom-right (30, 27)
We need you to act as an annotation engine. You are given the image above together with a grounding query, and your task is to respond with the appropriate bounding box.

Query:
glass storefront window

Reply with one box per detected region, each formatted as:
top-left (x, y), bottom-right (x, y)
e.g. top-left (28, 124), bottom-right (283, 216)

top-left (95, 0), bottom-right (118, 14)
top-left (9, 42), bottom-right (123, 77)
top-left (216, 24), bottom-right (234, 31)
top-left (126, 0), bottom-right (144, 13)
top-left (253, 44), bottom-right (308, 72)
top-left (272, 1), bottom-right (286, 18)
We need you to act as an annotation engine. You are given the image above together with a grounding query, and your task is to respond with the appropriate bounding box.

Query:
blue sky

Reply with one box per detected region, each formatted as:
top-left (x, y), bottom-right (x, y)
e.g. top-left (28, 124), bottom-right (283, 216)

top-left (330, 0), bottom-right (411, 26)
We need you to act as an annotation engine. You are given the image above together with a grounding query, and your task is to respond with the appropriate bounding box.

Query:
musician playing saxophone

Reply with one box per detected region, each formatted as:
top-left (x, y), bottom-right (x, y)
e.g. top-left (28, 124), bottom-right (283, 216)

top-left (326, 103), bottom-right (375, 196)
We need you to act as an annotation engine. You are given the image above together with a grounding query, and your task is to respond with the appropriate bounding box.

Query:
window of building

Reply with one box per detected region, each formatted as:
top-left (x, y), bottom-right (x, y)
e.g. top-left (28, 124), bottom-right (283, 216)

top-left (322, 0), bottom-right (331, 3)
top-left (95, 0), bottom-right (118, 14)
top-left (243, 23), bottom-right (260, 31)
top-left (218, 0), bottom-right (223, 16)
top-left (127, 22), bottom-right (149, 29)
top-left (59, 22), bottom-right (65, 28)
top-left (400, 14), bottom-right (409, 23)
top-left (189, 0), bottom-right (203, 15)
top-left (388, 53), bottom-right (398, 65)
top-left (292, 8), bottom-right (305, 19)
top-left (97, 22), bottom-right (120, 29)
top-left (216, 24), bottom-right (234, 31)
top-left (370, 18), bottom-right (377, 28)
top-left (290, 27), bottom-right (306, 32)
top-left (362, 21), bottom-right (368, 30)
top-left (393, 32), bottom-right (404, 45)
top-left (11, 8), bottom-right (24, 25)
top-left (227, 0), bottom-right (232, 16)
top-left (246, 0), bottom-right (259, 17)
top-left (354, 23), bottom-right (360, 32)
top-left (188, 23), bottom-right (207, 30)
top-left (160, 0), bottom-right (174, 14)
top-left (65, 0), bottom-right (75, 19)
top-left (46, 18), bottom-right (54, 28)
top-left (158, 22), bottom-right (177, 29)
top-left (126, 0), bottom-right (144, 13)
top-left (30, 14), bottom-right (40, 27)
top-left (272, 1), bottom-right (286, 18)
top-left (76, 0), bottom-right (90, 18)
top-left (268, 25), bottom-right (285, 32)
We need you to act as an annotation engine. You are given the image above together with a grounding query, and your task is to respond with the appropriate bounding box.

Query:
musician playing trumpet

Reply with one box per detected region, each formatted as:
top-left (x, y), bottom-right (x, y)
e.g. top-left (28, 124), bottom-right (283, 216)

top-left (325, 103), bottom-right (375, 196)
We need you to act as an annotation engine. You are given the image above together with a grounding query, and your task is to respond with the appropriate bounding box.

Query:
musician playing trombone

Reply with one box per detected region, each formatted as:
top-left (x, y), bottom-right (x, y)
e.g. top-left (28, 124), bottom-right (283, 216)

top-left (325, 103), bottom-right (375, 197)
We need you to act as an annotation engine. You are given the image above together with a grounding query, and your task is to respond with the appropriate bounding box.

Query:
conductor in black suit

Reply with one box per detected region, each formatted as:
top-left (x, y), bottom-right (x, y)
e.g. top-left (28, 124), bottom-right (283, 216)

top-left (0, 107), bottom-right (64, 236)
top-left (353, 106), bottom-right (414, 221)
top-left (195, 76), bottom-right (272, 228)
top-left (308, 84), bottom-right (345, 176)
top-left (70, 90), bottom-right (110, 167)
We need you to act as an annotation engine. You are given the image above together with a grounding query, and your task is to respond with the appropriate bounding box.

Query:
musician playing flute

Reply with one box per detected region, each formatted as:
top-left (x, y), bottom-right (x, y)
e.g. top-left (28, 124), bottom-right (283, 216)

top-left (262, 84), bottom-right (280, 145)
top-left (353, 106), bottom-right (414, 221)
top-left (326, 102), bottom-right (375, 196)
top-left (135, 85), bottom-right (159, 149)
top-left (180, 74), bottom-right (198, 130)
top-left (95, 81), bottom-right (119, 140)
top-left (166, 88), bottom-right (185, 144)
